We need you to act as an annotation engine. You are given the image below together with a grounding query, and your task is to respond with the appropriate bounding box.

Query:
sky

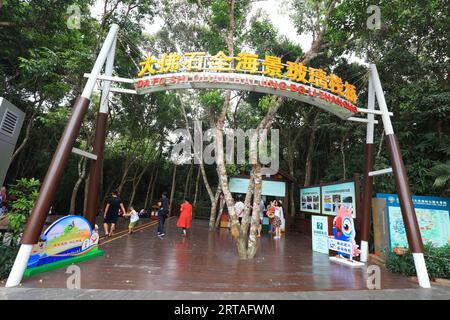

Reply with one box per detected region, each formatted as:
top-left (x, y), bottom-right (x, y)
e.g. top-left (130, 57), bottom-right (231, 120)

top-left (90, 0), bottom-right (314, 52)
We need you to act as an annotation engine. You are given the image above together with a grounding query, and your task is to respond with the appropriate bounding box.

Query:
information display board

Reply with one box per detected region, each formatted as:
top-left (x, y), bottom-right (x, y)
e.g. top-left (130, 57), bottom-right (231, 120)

top-left (376, 193), bottom-right (450, 249)
top-left (300, 186), bottom-right (321, 214)
top-left (321, 181), bottom-right (356, 217)
top-left (312, 215), bottom-right (329, 254)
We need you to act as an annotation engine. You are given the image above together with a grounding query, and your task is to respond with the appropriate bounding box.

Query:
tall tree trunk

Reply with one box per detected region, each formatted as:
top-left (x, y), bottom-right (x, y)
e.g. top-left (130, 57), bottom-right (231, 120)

top-left (10, 109), bottom-right (38, 163)
top-left (83, 175), bottom-right (90, 215)
top-left (129, 165), bottom-right (147, 209)
top-left (183, 163), bottom-right (193, 199)
top-left (69, 156), bottom-right (87, 214)
top-left (179, 103), bottom-right (217, 222)
top-left (304, 112), bottom-right (320, 186)
top-left (118, 155), bottom-right (137, 194)
top-left (247, 163), bottom-right (262, 258)
top-left (149, 166), bottom-right (159, 206)
top-left (340, 129), bottom-right (351, 180)
top-left (193, 165), bottom-right (201, 210)
top-left (209, 186), bottom-right (221, 230)
top-left (144, 165), bottom-right (155, 210)
top-left (287, 133), bottom-right (296, 216)
top-left (215, 193), bottom-right (225, 228)
top-left (169, 164), bottom-right (177, 215)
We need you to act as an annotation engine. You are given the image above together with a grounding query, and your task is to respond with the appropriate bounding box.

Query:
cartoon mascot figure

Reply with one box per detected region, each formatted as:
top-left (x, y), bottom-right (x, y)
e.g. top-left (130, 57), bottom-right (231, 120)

top-left (332, 206), bottom-right (360, 259)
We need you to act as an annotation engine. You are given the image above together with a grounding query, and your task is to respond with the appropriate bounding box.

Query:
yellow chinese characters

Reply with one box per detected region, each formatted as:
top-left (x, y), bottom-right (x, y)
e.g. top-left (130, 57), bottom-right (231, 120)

top-left (159, 53), bottom-right (181, 73)
top-left (235, 52), bottom-right (259, 73)
top-left (286, 61), bottom-right (308, 84)
top-left (184, 52), bottom-right (206, 71)
top-left (263, 55), bottom-right (283, 78)
top-left (308, 68), bottom-right (328, 90)
top-left (138, 55), bottom-right (158, 77)
top-left (137, 52), bottom-right (358, 103)
top-left (208, 51), bottom-right (232, 72)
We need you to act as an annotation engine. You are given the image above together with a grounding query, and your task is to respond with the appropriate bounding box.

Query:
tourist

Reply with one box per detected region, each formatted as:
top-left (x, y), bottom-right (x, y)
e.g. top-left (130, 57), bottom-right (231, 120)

top-left (157, 191), bottom-right (169, 237)
top-left (177, 197), bottom-right (193, 236)
top-left (0, 186), bottom-right (6, 217)
top-left (273, 200), bottom-right (283, 239)
top-left (234, 196), bottom-right (245, 225)
top-left (123, 205), bottom-right (139, 234)
top-left (257, 198), bottom-right (265, 237)
top-left (103, 190), bottom-right (126, 237)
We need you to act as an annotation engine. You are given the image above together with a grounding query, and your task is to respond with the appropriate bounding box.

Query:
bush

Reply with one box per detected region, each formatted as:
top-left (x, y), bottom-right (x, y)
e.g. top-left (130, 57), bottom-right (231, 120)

top-left (7, 178), bottom-right (40, 242)
top-left (385, 243), bottom-right (450, 280)
top-left (0, 244), bottom-right (19, 280)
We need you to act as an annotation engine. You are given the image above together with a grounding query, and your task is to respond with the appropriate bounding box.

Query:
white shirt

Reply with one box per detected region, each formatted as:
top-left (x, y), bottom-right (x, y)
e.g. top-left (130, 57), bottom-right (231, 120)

top-left (274, 207), bottom-right (282, 218)
top-left (130, 210), bottom-right (140, 223)
top-left (234, 201), bottom-right (245, 217)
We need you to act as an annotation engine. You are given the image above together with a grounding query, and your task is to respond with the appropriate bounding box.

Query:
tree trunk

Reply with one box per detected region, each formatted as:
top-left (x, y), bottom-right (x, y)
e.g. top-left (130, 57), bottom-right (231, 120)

top-left (129, 165), bottom-right (147, 209)
top-left (304, 112), bottom-right (320, 186)
top-left (193, 165), bottom-right (201, 210)
top-left (69, 156), bottom-right (87, 214)
top-left (169, 164), bottom-right (177, 215)
top-left (247, 163), bottom-right (262, 258)
top-left (209, 186), bottom-right (221, 230)
top-left (215, 193), bottom-right (225, 228)
top-left (287, 132), bottom-right (296, 216)
top-left (149, 166), bottom-right (159, 206)
top-left (10, 109), bottom-right (37, 163)
top-left (183, 163), bottom-right (193, 199)
top-left (144, 165), bottom-right (155, 210)
top-left (118, 155), bottom-right (136, 194)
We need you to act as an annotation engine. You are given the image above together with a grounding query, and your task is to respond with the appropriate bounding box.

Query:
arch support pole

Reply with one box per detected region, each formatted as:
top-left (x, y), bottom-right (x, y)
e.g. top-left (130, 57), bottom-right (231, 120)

top-left (5, 24), bottom-right (119, 288)
top-left (360, 76), bottom-right (375, 263)
top-left (85, 36), bottom-right (117, 227)
top-left (369, 64), bottom-right (430, 288)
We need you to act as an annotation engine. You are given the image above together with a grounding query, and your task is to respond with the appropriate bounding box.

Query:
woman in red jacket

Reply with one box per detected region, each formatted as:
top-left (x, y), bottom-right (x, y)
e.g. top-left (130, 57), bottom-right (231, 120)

top-left (177, 197), bottom-right (193, 236)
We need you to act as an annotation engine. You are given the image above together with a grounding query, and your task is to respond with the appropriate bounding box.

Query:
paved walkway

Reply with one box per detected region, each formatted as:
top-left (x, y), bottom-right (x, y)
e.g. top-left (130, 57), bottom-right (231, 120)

top-left (1, 286), bottom-right (449, 300)
top-left (1, 217), bottom-right (438, 293)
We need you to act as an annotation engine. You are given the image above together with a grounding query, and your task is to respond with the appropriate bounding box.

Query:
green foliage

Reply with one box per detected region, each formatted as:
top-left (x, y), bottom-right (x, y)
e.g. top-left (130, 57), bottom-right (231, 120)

top-left (7, 178), bottom-right (40, 241)
top-left (0, 245), bottom-right (19, 280)
top-left (385, 243), bottom-right (450, 280)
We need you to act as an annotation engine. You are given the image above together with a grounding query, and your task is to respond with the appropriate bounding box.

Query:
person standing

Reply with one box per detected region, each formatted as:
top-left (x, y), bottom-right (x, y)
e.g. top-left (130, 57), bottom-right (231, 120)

top-left (257, 198), bottom-right (265, 237)
top-left (177, 197), bottom-right (193, 236)
top-left (0, 186), bottom-right (6, 217)
top-left (157, 192), bottom-right (169, 237)
top-left (273, 200), bottom-right (283, 239)
top-left (103, 190), bottom-right (126, 237)
top-left (234, 196), bottom-right (245, 225)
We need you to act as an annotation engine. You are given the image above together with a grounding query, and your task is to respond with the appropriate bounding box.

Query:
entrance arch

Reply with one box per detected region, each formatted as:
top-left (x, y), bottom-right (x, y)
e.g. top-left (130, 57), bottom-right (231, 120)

top-left (5, 24), bottom-right (431, 289)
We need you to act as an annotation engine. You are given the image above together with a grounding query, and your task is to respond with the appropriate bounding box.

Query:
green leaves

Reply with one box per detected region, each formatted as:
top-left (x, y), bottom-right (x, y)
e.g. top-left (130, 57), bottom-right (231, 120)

top-left (7, 178), bottom-right (41, 241)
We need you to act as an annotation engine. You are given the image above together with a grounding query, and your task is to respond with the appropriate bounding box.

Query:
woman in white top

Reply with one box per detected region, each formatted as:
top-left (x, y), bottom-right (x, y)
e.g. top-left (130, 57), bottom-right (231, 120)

top-left (273, 200), bottom-right (283, 239)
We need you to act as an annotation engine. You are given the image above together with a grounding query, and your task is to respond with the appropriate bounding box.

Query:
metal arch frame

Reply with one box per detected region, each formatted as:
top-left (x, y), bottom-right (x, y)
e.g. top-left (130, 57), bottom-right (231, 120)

top-left (6, 25), bottom-right (431, 288)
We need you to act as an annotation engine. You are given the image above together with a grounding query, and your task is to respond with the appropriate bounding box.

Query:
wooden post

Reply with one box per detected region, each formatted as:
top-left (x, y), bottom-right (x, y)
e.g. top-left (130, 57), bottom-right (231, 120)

top-left (6, 24), bottom-right (119, 288)
top-left (369, 64), bottom-right (430, 288)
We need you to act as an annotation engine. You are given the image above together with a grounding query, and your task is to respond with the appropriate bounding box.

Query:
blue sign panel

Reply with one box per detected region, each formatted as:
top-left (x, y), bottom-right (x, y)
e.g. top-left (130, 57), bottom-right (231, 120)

top-left (376, 193), bottom-right (450, 249)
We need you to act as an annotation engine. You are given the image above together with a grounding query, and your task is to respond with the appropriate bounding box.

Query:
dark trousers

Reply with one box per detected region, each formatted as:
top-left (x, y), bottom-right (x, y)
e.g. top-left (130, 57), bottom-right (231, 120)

top-left (158, 214), bottom-right (166, 234)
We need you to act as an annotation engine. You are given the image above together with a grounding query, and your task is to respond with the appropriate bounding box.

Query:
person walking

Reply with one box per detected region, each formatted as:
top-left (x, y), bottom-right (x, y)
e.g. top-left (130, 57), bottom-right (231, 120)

top-left (123, 205), bottom-right (139, 234)
top-left (103, 190), bottom-right (126, 237)
top-left (157, 192), bottom-right (169, 237)
top-left (177, 197), bottom-right (193, 236)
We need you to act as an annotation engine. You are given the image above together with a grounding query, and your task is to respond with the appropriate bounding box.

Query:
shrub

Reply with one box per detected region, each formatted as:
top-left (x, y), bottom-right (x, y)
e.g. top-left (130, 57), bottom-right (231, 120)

top-left (7, 178), bottom-right (40, 243)
top-left (0, 244), bottom-right (19, 280)
top-left (385, 243), bottom-right (450, 280)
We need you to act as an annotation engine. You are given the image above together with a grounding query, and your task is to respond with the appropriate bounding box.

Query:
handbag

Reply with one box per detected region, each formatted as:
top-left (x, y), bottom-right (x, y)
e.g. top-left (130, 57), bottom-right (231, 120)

top-left (267, 206), bottom-right (275, 219)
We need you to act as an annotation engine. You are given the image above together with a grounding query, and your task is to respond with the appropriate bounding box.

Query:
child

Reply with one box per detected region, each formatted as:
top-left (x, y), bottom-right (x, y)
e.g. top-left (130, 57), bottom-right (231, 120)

top-left (124, 206), bottom-right (139, 234)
